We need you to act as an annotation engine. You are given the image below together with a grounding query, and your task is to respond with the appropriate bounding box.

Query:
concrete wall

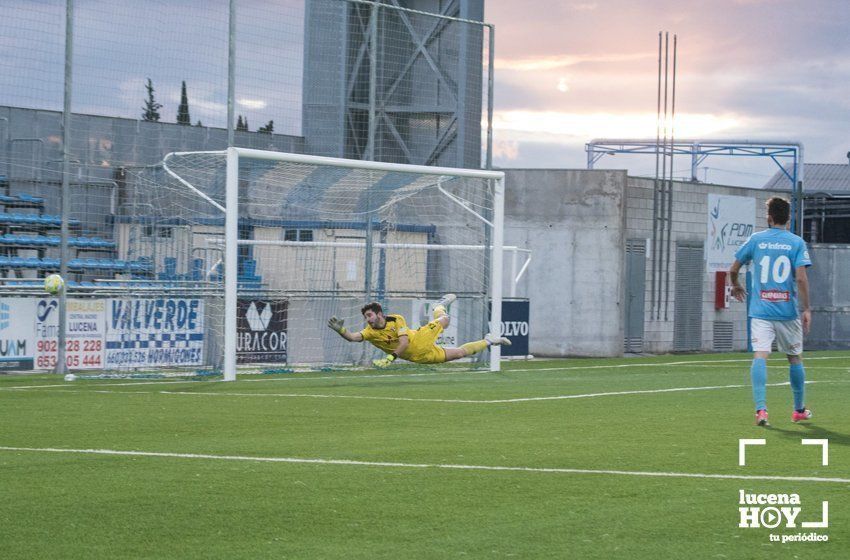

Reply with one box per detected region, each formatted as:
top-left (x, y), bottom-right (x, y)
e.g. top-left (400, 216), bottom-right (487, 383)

top-left (502, 168), bottom-right (789, 356)
top-left (503, 169), bottom-right (627, 357)
top-left (0, 106), bottom-right (303, 176)
top-left (624, 177), bottom-right (777, 353)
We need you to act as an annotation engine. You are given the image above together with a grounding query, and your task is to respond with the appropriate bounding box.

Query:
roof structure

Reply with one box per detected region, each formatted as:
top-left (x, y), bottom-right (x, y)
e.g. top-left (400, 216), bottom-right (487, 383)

top-left (765, 163), bottom-right (850, 195)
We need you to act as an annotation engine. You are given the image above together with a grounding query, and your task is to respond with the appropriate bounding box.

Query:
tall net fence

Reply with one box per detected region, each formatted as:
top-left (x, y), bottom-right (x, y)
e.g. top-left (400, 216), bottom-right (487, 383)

top-left (0, 0), bottom-right (489, 170)
top-left (123, 150), bottom-right (498, 370)
top-left (0, 1), bottom-right (492, 373)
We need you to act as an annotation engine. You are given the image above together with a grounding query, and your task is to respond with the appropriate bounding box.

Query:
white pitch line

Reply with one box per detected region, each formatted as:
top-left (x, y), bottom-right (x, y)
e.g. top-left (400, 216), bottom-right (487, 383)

top-left (0, 381), bottom-right (207, 391)
top-left (1, 446), bottom-right (847, 484)
top-left (238, 355), bottom-right (850, 380)
top-left (42, 379), bottom-right (848, 404)
top-left (241, 369), bottom-right (472, 384)
top-left (672, 365), bottom-right (850, 370)
top-left (161, 379), bottom-right (846, 403)
top-left (506, 355), bottom-right (850, 374)
top-left (1, 355), bottom-right (847, 392)
top-left (0, 369), bottom-right (470, 391)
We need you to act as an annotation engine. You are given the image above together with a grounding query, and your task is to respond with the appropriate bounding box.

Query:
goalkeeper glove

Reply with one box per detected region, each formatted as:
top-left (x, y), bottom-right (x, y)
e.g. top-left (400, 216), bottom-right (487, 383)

top-left (327, 316), bottom-right (347, 335)
top-left (373, 353), bottom-right (397, 368)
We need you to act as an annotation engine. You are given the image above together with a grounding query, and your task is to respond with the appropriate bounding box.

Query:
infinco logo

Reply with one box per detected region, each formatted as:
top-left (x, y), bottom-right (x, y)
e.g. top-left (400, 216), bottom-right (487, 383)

top-left (757, 242), bottom-right (792, 251)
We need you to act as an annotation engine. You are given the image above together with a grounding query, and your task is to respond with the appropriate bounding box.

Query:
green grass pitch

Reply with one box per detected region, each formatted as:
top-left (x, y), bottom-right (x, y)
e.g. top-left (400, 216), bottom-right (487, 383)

top-left (1, 352), bottom-right (848, 559)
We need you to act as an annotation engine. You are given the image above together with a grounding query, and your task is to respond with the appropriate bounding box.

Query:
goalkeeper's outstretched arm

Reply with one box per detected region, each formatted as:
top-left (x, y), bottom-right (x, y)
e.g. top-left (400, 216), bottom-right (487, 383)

top-left (374, 334), bottom-right (408, 368)
top-left (327, 317), bottom-right (363, 342)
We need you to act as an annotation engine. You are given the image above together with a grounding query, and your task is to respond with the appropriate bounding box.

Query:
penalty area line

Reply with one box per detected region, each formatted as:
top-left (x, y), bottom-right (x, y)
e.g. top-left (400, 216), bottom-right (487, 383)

top-left (159, 379), bottom-right (849, 403)
top-left (507, 355), bottom-right (850, 374)
top-left (0, 446), bottom-right (847, 484)
top-left (35, 379), bottom-right (850, 404)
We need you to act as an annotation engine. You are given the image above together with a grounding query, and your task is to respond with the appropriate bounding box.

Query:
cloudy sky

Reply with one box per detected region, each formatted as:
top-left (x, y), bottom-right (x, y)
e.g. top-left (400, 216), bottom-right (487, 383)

top-left (0, 0), bottom-right (305, 133)
top-left (486, 0), bottom-right (850, 185)
top-left (1, 0), bottom-right (848, 187)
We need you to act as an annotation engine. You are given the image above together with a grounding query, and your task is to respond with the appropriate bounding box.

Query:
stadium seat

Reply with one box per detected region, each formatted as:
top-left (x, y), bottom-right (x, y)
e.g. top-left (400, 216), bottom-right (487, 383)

top-left (16, 194), bottom-right (44, 204)
top-left (0, 213), bottom-right (79, 227)
top-left (236, 258), bottom-right (263, 285)
top-left (158, 257), bottom-right (178, 280)
top-left (0, 233), bottom-right (117, 249)
top-left (191, 258), bottom-right (204, 280)
top-left (0, 193), bottom-right (45, 208)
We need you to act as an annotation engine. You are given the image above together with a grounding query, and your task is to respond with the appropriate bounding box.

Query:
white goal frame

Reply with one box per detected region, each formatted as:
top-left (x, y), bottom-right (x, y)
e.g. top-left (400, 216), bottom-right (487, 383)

top-left (163, 147), bottom-right (505, 381)
top-left (170, 147), bottom-right (505, 380)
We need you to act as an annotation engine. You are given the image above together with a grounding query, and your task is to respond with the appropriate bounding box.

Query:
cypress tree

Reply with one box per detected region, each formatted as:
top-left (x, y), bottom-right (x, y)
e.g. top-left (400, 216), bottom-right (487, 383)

top-left (142, 78), bottom-right (162, 122)
top-left (177, 81), bottom-right (191, 125)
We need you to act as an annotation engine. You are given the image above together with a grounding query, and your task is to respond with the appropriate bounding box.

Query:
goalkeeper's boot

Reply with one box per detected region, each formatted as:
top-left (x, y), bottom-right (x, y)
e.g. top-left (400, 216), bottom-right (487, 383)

top-left (755, 409), bottom-right (769, 427)
top-left (792, 408), bottom-right (813, 422)
top-left (432, 293), bottom-right (456, 319)
top-left (485, 333), bottom-right (512, 346)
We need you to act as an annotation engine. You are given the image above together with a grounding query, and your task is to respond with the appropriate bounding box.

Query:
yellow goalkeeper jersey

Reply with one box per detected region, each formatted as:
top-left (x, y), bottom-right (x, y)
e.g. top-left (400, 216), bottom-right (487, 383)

top-left (359, 314), bottom-right (412, 355)
top-left (359, 314), bottom-right (448, 364)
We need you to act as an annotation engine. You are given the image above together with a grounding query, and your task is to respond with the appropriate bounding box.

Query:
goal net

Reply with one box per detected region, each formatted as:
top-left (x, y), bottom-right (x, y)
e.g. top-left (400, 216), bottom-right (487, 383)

top-left (117, 149), bottom-right (505, 379)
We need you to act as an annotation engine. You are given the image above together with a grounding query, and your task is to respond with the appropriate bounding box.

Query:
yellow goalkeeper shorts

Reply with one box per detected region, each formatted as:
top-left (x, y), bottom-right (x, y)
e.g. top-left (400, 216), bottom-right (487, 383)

top-left (403, 319), bottom-right (447, 364)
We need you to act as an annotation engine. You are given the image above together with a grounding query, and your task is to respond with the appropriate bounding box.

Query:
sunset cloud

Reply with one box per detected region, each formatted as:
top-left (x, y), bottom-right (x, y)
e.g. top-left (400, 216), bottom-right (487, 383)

top-left (485, 0), bottom-right (850, 184)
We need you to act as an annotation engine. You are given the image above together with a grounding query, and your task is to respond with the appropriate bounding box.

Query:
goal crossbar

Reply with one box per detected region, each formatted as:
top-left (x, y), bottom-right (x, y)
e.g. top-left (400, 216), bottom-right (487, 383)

top-left (219, 239), bottom-right (523, 252)
top-left (171, 148), bottom-right (504, 180)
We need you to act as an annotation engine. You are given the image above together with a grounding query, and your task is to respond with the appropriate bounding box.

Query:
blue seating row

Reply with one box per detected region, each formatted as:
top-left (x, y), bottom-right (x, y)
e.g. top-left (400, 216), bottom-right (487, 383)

top-left (0, 256), bottom-right (152, 272)
top-left (0, 234), bottom-right (115, 249)
top-left (0, 213), bottom-right (81, 227)
top-left (0, 193), bottom-right (45, 207)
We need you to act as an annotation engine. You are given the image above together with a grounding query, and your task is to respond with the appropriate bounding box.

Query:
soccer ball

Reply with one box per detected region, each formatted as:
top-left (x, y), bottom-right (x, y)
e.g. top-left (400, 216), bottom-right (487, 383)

top-left (64, 373), bottom-right (77, 382)
top-left (44, 274), bottom-right (64, 295)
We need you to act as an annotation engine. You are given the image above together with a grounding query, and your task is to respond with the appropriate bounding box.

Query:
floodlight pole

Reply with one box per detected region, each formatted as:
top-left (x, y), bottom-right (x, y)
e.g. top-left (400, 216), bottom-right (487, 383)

top-left (56, 0), bottom-right (74, 375)
top-left (485, 25), bottom-right (495, 170)
top-left (363, 5), bottom-right (378, 304)
top-left (227, 0), bottom-right (235, 147)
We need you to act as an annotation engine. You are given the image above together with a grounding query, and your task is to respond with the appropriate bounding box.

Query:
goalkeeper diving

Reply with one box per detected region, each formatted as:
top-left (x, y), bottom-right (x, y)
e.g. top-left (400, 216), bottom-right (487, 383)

top-left (327, 294), bottom-right (511, 368)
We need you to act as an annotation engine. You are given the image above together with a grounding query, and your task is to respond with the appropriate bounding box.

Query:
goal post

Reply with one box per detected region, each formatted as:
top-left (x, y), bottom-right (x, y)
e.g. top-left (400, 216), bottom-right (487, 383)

top-left (158, 147), bottom-right (505, 380)
top-left (225, 148), bottom-right (240, 382)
